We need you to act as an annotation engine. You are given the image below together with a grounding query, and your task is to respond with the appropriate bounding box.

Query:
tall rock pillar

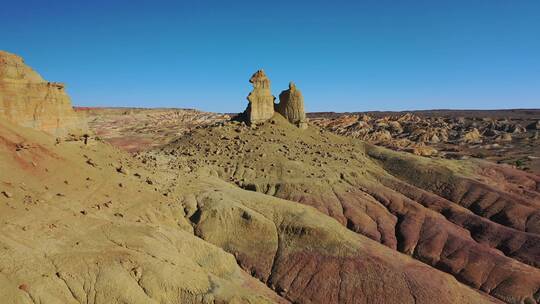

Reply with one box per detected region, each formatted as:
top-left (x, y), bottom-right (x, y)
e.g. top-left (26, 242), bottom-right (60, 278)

top-left (245, 69), bottom-right (275, 124)
top-left (277, 82), bottom-right (308, 129)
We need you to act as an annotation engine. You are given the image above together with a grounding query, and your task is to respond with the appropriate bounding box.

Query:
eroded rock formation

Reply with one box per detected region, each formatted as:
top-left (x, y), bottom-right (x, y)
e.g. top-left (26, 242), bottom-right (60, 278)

top-left (244, 69), bottom-right (275, 124)
top-left (277, 81), bottom-right (308, 129)
top-left (0, 50), bottom-right (86, 136)
top-left (310, 111), bottom-right (540, 174)
top-left (156, 116), bottom-right (540, 304)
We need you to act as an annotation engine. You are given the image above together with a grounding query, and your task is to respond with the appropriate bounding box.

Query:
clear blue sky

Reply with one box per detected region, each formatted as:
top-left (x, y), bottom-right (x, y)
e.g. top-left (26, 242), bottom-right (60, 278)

top-left (1, 0), bottom-right (539, 113)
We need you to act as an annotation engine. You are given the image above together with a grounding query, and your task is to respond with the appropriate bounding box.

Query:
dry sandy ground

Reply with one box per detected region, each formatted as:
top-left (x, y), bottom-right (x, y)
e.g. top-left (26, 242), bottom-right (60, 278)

top-left (1, 113), bottom-right (539, 303)
top-left (0, 117), bottom-right (514, 304)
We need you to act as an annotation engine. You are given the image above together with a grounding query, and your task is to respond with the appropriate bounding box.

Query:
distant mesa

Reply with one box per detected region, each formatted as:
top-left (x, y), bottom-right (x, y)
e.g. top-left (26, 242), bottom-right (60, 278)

top-left (0, 50), bottom-right (87, 136)
top-left (243, 69), bottom-right (308, 128)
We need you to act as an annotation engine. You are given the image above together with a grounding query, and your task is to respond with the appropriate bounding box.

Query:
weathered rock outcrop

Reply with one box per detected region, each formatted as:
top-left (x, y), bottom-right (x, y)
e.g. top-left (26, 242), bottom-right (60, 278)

top-left (244, 69), bottom-right (275, 124)
top-left (462, 128), bottom-right (482, 143)
top-left (276, 82), bottom-right (308, 129)
top-left (0, 50), bottom-right (86, 136)
top-left (160, 115), bottom-right (540, 304)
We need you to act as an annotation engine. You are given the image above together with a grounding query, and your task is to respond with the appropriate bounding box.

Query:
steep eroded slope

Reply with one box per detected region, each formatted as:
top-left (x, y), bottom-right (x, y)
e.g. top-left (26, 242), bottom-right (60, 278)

top-left (151, 114), bottom-right (540, 304)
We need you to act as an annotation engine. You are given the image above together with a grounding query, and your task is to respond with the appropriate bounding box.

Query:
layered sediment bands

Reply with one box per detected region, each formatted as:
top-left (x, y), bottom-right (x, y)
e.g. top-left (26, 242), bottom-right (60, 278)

top-left (271, 179), bottom-right (540, 302)
top-left (358, 183), bottom-right (540, 294)
top-left (271, 184), bottom-right (399, 249)
top-left (186, 183), bottom-right (498, 304)
top-left (365, 145), bottom-right (540, 234)
top-left (156, 115), bottom-right (540, 303)
top-left (373, 175), bottom-right (539, 266)
top-left (332, 188), bottom-right (399, 248)
top-left (0, 51), bottom-right (86, 136)
top-left (269, 252), bottom-right (489, 304)
top-left (475, 163), bottom-right (540, 199)
top-left (444, 178), bottom-right (540, 233)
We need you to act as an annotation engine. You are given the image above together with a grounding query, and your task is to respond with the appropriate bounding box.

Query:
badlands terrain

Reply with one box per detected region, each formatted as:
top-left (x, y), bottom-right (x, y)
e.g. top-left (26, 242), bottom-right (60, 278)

top-left (1, 50), bottom-right (540, 304)
top-left (83, 108), bottom-right (540, 175)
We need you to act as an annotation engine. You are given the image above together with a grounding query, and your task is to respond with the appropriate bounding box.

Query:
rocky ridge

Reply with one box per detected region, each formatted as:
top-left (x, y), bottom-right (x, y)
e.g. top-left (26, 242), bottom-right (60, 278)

top-left (147, 113), bottom-right (540, 304)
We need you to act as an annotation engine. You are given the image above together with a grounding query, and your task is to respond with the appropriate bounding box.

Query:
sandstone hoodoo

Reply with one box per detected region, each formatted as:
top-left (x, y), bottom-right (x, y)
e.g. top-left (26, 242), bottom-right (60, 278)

top-left (244, 69), bottom-right (275, 124)
top-left (276, 81), bottom-right (308, 129)
top-left (243, 70), bottom-right (308, 129)
top-left (0, 50), bottom-right (86, 136)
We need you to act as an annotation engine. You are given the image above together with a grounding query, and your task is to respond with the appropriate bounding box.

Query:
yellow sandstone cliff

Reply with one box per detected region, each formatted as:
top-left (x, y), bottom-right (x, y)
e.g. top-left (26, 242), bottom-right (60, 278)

top-left (0, 51), bottom-right (86, 136)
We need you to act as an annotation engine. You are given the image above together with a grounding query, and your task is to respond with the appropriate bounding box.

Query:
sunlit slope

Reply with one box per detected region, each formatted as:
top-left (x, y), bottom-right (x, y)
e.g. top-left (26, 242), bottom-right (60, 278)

top-left (153, 114), bottom-right (540, 304)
